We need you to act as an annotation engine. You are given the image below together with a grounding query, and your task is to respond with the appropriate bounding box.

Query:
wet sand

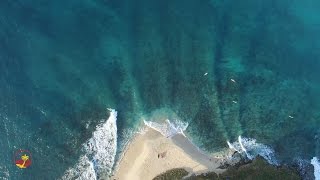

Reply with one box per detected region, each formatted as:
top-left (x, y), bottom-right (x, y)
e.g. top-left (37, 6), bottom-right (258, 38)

top-left (112, 127), bottom-right (229, 180)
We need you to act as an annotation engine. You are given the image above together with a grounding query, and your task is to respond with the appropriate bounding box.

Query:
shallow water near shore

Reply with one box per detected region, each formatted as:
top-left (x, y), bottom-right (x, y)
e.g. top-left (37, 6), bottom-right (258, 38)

top-left (0, 0), bottom-right (320, 179)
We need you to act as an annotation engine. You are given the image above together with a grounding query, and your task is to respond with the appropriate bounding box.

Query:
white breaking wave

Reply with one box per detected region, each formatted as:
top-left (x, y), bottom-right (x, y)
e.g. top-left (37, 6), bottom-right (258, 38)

top-left (62, 109), bottom-right (117, 180)
top-left (227, 136), bottom-right (278, 165)
top-left (238, 136), bottom-right (250, 158)
top-left (311, 157), bottom-right (320, 180)
top-left (84, 109), bottom-right (117, 178)
top-left (144, 119), bottom-right (188, 138)
top-left (62, 155), bottom-right (96, 180)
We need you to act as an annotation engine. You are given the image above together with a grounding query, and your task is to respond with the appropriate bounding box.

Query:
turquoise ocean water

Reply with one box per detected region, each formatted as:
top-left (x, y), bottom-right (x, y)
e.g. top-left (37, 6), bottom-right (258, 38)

top-left (0, 0), bottom-right (320, 179)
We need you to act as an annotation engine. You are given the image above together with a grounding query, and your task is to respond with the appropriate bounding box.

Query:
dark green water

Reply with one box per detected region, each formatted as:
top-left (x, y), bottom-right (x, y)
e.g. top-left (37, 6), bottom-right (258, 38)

top-left (0, 0), bottom-right (320, 179)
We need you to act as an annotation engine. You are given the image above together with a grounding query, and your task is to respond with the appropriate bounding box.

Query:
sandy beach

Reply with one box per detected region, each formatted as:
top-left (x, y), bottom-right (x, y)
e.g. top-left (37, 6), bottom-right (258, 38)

top-left (112, 127), bottom-right (229, 180)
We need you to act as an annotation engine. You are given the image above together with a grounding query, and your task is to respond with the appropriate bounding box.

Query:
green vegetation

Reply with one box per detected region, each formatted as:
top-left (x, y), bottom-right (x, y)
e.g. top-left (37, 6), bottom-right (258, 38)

top-left (153, 157), bottom-right (301, 180)
top-left (153, 168), bottom-right (189, 180)
top-left (216, 157), bottom-right (301, 180)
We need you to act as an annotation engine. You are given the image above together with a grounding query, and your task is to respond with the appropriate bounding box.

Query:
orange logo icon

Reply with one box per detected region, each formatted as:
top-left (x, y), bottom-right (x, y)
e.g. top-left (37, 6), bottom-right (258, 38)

top-left (14, 149), bottom-right (32, 169)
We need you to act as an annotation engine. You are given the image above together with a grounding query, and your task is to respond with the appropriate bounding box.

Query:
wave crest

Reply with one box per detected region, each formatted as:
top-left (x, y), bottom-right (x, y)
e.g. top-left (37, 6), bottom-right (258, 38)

top-left (311, 157), bottom-right (320, 180)
top-left (227, 136), bottom-right (278, 165)
top-left (61, 109), bottom-right (117, 180)
top-left (62, 155), bottom-right (96, 180)
top-left (143, 119), bottom-right (188, 137)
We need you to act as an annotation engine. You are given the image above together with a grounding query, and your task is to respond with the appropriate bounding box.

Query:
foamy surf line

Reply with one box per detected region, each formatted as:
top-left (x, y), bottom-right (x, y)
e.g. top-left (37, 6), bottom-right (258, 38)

top-left (143, 119), bottom-right (221, 160)
top-left (227, 136), bottom-right (278, 165)
top-left (143, 119), bottom-right (278, 165)
top-left (111, 119), bottom-right (188, 176)
top-left (113, 119), bottom-right (230, 180)
top-left (228, 137), bottom-right (320, 179)
top-left (311, 157), bottom-right (320, 180)
top-left (143, 119), bottom-right (188, 138)
top-left (61, 109), bottom-right (117, 180)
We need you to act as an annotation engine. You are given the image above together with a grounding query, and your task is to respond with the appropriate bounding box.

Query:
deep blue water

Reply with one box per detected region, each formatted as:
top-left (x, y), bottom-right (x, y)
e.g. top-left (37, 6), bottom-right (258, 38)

top-left (0, 0), bottom-right (320, 179)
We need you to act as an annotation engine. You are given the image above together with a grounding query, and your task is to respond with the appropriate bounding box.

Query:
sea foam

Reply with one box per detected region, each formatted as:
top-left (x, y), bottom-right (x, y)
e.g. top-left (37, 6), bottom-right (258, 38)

top-left (0, 165), bottom-right (9, 180)
top-left (143, 119), bottom-right (188, 138)
top-left (227, 136), bottom-right (278, 165)
top-left (311, 157), bottom-right (320, 180)
top-left (61, 109), bottom-right (117, 180)
top-left (62, 155), bottom-right (97, 180)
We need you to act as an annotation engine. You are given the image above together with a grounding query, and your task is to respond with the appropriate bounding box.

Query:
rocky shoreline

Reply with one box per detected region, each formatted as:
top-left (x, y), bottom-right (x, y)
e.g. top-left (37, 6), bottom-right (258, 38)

top-left (153, 157), bottom-right (303, 180)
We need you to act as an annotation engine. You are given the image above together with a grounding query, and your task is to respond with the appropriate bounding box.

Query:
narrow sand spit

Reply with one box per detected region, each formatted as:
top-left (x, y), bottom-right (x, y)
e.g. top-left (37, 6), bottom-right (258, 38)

top-left (112, 127), bottom-right (228, 180)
